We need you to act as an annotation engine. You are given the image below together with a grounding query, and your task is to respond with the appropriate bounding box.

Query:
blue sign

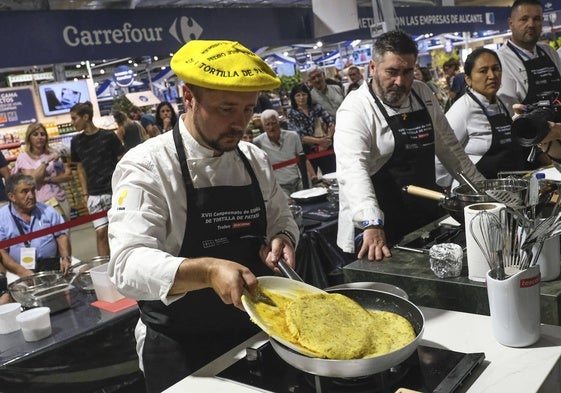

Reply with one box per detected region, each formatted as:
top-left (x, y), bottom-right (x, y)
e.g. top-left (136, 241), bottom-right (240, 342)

top-left (113, 65), bottom-right (135, 87)
top-left (322, 6), bottom-right (511, 42)
top-left (0, 88), bottom-right (37, 129)
top-left (0, 8), bottom-right (313, 68)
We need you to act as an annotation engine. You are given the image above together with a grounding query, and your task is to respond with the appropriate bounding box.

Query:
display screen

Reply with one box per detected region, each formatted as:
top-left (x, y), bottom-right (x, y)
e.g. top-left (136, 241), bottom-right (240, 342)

top-left (352, 47), bottom-right (372, 65)
top-left (38, 80), bottom-right (91, 117)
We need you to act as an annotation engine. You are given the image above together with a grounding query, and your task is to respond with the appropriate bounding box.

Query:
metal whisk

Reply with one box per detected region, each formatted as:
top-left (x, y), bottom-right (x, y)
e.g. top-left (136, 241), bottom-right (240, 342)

top-left (470, 210), bottom-right (505, 280)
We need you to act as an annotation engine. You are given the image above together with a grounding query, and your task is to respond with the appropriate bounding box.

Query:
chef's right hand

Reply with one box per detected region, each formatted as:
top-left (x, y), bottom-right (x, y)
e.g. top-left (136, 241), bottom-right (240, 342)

top-left (208, 259), bottom-right (258, 311)
top-left (358, 227), bottom-right (392, 262)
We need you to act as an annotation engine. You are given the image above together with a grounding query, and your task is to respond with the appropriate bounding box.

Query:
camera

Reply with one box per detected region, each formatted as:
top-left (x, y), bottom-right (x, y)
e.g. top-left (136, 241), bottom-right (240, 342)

top-left (511, 92), bottom-right (561, 147)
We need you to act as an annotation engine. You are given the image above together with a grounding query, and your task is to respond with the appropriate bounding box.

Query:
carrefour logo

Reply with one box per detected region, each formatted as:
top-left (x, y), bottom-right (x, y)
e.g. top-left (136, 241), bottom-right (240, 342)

top-left (62, 17), bottom-right (203, 47)
top-left (169, 17), bottom-right (203, 44)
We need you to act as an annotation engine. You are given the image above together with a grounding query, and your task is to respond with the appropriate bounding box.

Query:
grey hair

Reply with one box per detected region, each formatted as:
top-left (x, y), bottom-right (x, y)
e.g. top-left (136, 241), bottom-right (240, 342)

top-left (6, 173), bottom-right (35, 194)
top-left (260, 109), bottom-right (279, 124)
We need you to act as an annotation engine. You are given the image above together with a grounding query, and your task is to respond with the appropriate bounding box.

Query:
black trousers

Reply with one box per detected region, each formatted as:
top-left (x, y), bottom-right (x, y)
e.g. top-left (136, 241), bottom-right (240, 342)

top-left (141, 324), bottom-right (258, 393)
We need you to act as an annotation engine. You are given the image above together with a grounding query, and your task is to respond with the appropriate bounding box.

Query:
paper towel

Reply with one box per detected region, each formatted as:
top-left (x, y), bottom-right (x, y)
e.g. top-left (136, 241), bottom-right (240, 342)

top-left (464, 202), bottom-right (505, 282)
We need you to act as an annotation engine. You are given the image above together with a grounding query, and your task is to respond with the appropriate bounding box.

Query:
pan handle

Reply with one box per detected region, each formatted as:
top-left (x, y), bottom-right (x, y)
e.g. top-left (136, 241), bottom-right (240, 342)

top-left (278, 259), bottom-right (303, 282)
top-left (403, 185), bottom-right (445, 201)
top-left (457, 170), bottom-right (483, 194)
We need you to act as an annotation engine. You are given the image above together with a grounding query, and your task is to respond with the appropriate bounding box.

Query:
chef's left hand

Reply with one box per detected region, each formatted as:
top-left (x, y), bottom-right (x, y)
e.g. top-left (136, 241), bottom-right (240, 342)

top-left (262, 235), bottom-right (296, 274)
top-left (359, 227), bottom-right (392, 261)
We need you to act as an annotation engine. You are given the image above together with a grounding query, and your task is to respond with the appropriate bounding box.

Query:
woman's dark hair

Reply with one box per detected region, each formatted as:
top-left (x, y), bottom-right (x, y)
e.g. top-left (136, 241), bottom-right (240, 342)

top-left (113, 111), bottom-right (130, 126)
top-left (70, 101), bottom-right (94, 118)
top-left (419, 67), bottom-right (433, 82)
top-left (155, 101), bottom-right (178, 130)
top-left (289, 83), bottom-right (312, 110)
top-left (464, 47), bottom-right (502, 77)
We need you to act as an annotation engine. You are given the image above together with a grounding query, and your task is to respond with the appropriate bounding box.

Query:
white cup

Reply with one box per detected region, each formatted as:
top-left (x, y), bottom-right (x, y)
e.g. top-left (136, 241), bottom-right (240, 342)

top-left (0, 303), bottom-right (21, 334)
top-left (16, 307), bottom-right (52, 342)
top-left (486, 264), bottom-right (541, 347)
top-left (464, 202), bottom-right (505, 282)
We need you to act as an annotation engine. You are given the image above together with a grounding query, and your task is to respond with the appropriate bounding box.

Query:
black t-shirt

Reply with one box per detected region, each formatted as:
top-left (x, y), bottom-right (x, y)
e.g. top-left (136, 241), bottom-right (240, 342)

top-left (70, 129), bottom-right (125, 195)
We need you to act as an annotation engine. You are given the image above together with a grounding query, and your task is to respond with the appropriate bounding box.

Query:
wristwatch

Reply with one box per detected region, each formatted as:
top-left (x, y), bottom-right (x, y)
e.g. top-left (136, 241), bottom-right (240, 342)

top-left (360, 219), bottom-right (383, 230)
top-left (275, 230), bottom-right (296, 248)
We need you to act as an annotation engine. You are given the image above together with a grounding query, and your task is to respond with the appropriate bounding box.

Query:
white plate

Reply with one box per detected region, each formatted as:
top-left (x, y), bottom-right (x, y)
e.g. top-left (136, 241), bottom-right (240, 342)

top-left (242, 276), bottom-right (326, 357)
top-left (290, 187), bottom-right (328, 201)
top-left (322, 172), bottom-right (337, 180)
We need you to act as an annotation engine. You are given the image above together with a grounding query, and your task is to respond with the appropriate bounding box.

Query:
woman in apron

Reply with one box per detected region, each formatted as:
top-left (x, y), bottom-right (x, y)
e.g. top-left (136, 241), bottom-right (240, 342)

top-left (437, 48), bottom-right (528, 188)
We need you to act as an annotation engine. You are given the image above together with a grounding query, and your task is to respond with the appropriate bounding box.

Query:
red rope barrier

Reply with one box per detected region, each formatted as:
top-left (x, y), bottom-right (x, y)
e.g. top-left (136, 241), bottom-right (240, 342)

top-left (271, 149), bottom-right (335, 170)
top-left (0, 210), bottom-right (108, 249)
top-left (0, 149), bottom-right (336, 249)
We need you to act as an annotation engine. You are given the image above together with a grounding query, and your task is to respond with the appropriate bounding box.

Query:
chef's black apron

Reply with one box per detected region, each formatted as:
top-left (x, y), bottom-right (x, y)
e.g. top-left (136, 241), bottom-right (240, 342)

top-left (139, 124), bottom-right (271, 393)
top-left (465, 90), bottom-right (526, 178)
top-left (507, 42), bottom-right (561, 104)
top-left (370, 86), bottom-right (443, 246)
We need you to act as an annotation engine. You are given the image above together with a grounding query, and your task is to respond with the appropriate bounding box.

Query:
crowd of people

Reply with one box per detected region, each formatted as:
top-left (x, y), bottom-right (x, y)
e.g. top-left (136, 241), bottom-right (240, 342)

top-left (3, 0), bottom-right (561, 389)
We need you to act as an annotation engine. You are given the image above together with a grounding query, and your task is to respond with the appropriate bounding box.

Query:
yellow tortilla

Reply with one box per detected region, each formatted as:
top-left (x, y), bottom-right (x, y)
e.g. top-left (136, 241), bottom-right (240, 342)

top-left (249, 289), bottom-right (416, 360)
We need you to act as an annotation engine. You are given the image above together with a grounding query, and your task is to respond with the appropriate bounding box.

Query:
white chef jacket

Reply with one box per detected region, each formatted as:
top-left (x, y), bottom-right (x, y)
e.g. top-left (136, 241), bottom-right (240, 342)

top-left (497, 40), bottom-right (561, 112)
top-left (107, 118), bottom-right (298, 368)
top-left (108, 117), bottom-right (298, 302)
top-left (334, 80), bottom-right (484, 253)
top-left (436, 89), bottom-right (509, 187)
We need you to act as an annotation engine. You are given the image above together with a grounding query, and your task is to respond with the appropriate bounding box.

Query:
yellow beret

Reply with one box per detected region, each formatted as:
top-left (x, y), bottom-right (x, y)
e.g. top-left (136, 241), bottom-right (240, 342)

top-left (170, 40), bottom-right (281, 92)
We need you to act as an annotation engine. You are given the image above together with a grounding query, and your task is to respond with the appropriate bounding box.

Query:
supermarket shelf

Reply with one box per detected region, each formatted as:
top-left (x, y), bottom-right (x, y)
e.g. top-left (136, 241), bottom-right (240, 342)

top-left (0, 142), bottom-right (22, 149)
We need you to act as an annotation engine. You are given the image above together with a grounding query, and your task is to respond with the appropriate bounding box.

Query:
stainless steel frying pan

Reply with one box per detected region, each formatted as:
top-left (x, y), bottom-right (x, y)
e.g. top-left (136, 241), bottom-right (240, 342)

top-left (269, 287), bottom-right (425, 378)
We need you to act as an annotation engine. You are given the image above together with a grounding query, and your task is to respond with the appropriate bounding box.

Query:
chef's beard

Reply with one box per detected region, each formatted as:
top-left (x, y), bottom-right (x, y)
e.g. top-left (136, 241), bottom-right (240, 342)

top-left (193, 114), bottom-right (241, 154)
top-left (373, 73), bottom-right (410, 107)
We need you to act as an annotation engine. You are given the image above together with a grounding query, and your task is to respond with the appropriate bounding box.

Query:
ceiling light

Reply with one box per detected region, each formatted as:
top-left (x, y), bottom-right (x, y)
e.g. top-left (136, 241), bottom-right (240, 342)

top-left (316, 41), bottom-right (323, 48)
top-left (133, 63), bottom-right (138, 67)
top-left (100, 69), bottom-right (105, 74)
top-left (153, 56), bottom-right (159, 61)
top-left (75, 64), bottom-right (81, 68)
top-left (128, 59), bottom-right (133, 64)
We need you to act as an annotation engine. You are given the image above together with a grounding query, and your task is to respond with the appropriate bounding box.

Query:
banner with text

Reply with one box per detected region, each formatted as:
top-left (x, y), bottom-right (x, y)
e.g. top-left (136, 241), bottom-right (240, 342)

top-left (0, 88), bottom-right (37, 129)
top-left (0, 8), bottom-right (313, 68)
top-left (321, 6), bottom-right (511, 42)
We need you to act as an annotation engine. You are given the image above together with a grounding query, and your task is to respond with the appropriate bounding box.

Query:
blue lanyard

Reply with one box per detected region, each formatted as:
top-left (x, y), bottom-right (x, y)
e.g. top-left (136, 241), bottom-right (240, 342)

top-left (9, 204), bottom-right (35, 247)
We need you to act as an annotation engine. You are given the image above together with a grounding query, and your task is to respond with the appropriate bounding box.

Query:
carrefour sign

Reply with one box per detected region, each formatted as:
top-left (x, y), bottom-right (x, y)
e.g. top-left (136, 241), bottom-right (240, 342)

top-left (0, 9), bottom-right (312, 68)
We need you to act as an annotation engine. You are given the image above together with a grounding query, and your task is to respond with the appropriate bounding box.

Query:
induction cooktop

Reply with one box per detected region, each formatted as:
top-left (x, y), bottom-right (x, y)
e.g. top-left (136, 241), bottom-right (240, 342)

top-left (217, 341), bottom-right (485, 393)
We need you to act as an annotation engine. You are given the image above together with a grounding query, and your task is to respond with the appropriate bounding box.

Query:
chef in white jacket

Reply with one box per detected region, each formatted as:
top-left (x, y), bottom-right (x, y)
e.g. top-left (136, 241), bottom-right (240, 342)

top-left (107, 40), bottom-right (299, 393)
top-left (334, 30), bottom-right (484, 261)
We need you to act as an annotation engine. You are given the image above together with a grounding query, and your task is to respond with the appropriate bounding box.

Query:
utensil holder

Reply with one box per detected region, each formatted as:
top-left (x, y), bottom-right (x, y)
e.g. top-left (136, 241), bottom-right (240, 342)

top-left (486, 264), bottom-right (541, 347)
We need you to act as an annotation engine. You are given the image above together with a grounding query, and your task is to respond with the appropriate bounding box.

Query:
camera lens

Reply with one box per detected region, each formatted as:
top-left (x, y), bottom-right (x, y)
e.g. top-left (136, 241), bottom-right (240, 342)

top-left (512, 108), bottom-right (553, 147)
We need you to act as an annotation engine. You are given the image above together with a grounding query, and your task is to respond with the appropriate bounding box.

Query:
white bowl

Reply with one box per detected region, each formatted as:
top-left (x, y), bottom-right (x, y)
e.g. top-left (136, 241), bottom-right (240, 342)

top-left (16, 307), bottom-right (51, 342)
top-left (0, 303), bottom-right (21, 334)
